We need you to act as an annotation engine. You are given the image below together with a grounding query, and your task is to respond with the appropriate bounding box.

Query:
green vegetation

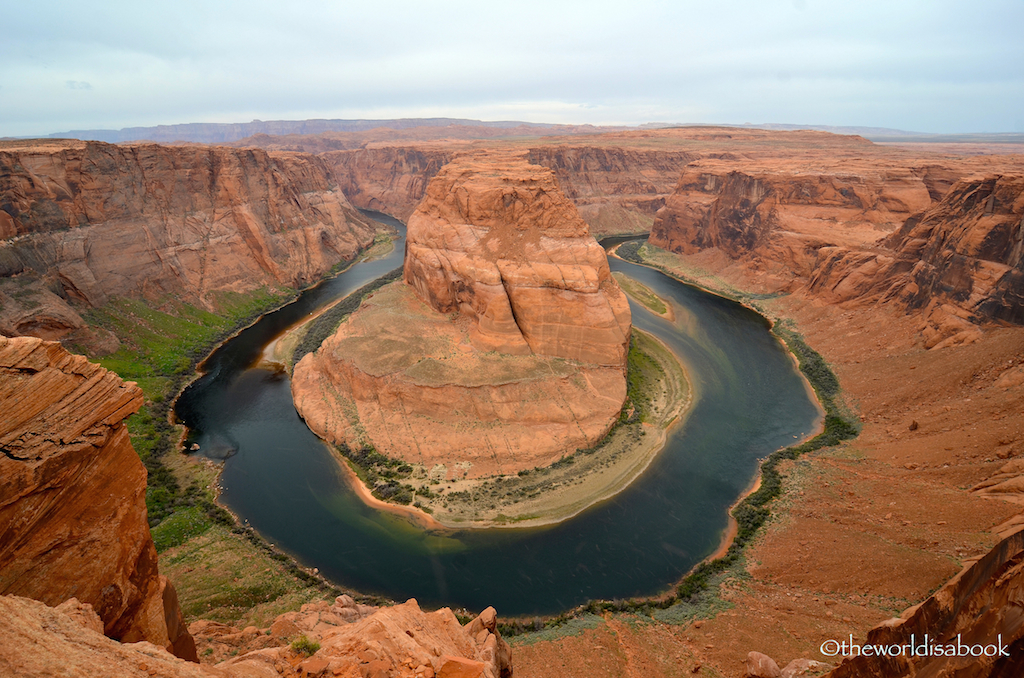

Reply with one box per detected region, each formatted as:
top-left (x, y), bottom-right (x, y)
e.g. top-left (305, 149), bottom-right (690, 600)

top-left (74, 288), bottom-right (292, 527)
top-left (292, 267), bottom-right (403, 363)
top-left (151, 506), bottom-right (213, 552)
top-left (623, 333), bottom-right (665, 424)
top-left (290, 635), bottom-right (321, 656)
top-left (341, 444), bottom-right (421, 505)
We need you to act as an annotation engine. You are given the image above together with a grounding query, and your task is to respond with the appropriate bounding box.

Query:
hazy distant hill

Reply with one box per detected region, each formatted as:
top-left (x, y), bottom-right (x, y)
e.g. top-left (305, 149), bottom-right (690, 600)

top-left (44, 118), bottom-right (592, 144)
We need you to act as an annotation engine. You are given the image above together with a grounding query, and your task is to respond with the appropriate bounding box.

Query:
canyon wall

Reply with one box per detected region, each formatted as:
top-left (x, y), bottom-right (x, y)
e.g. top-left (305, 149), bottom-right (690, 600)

top-left (293, 152), bottom-right (631, 477)
top-left (648, 163), bottom-right (934, 279)
top-left (0, 140), bottom-right (377, 341)
top-left (325, 144), bottom-right (695, 235)
top-left (806, 175), bottom-right (1024, 348)
top-left (0, 335), bottom-right (196, 661)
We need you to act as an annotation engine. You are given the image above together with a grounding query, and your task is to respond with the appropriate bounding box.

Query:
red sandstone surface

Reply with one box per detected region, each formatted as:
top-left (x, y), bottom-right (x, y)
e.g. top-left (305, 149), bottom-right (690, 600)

top-left (293, 153), bottom-right (630, 477)
top-left (0, 335), bottom-right (196, 660)
top-left (0, 594), bottom-right (512, 678)
top-left (0, 139), bottom-right (376, 343)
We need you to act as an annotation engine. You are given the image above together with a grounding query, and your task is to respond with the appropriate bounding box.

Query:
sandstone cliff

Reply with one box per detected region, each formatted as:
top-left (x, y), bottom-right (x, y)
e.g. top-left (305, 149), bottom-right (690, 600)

top-left (649, 163), bottom-right (934, 279)
top-left (325, 146), bottom-right (454, 220)
top-left (293, 153), bottom-right (631, 477)
top-left (806, 175), bottom-right (1024, 348)
top-left (0, 335), bottom-right (196, 660)
top-left (0, 139), bottom-right (377, 341)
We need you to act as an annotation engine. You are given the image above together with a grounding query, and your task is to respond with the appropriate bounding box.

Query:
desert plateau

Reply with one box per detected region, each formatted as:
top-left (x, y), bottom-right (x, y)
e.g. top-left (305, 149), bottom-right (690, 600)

top-left (4, 3), bottom-right (1024, 676)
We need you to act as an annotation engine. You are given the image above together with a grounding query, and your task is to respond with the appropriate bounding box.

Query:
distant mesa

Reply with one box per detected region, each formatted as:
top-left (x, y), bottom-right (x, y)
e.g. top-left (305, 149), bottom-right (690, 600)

top-left (292, 152), bottom-right (632, 478)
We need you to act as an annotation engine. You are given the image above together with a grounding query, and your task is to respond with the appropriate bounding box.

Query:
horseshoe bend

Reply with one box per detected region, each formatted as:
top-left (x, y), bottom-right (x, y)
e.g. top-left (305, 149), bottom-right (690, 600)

top-left (290, 152), bottom-right (694, 526)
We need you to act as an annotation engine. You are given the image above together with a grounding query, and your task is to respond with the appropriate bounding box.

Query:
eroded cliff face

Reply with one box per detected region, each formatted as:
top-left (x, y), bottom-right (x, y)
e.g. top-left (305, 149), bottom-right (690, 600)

top-left (325, 146), bottom-right (454, 220)
top-left (0, 140), bottom-right (376, 340)
top-left (293, 153), bottom-right (631, 477)
top-left (649, 164), bottom-right (934, 278)
top-left (807, 175), bottom-right (1024, 348)
top-left (325, 143), bottom-right (696, 235)
top-left (404, 152), bottom-right (631, 365)
top-left (0, 335), bottom-right (196, 661)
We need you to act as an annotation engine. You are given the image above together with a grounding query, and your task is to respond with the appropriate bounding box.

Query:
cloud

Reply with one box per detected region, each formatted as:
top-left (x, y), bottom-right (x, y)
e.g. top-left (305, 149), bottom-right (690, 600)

top-left (65, 81), bottom-right (92, 90)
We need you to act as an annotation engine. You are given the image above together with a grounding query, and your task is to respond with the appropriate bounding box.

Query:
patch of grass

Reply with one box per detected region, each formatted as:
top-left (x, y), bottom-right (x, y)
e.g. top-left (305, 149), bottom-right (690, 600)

top-left (290, 635), bottom-right (321, 656)
top-left (503, 613), bottom-right (604, 646)
top-left (160, 525), bottom-right (330, 625)
top-left (151, 506), bottom-right (213, 552)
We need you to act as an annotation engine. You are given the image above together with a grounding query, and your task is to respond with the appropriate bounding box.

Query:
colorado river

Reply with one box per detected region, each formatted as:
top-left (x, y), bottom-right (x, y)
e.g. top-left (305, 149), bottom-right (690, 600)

top-left (174, 212), bottom-right (820, 616)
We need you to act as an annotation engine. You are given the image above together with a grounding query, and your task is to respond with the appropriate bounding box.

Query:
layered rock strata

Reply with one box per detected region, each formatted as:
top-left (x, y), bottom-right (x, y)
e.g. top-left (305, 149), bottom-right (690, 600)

top-left (0, 335), bottom-right (196, 660)
top-left (293, 153), bottom-right (630, 477)
top-left (806, 175), bottom-right (1024, 347)
top-left (325, 143), bottom-right (696, 235)
top-left (0, 140), bottom-right (376, 340)
top-left (649, 164), bottom-right (934, 278)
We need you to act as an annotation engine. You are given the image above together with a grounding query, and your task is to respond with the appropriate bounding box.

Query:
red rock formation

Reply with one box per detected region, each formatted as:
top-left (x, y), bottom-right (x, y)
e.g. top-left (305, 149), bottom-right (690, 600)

top-left (0, 139), bottom-right (376, 340)
top-left (324, 143), bottom-right (696, 235)
top-left (0, 335), bottom-right (196, 661)
top-left (823, 527), bottom-right (1024, 678)
top-left (806, 175), bottom-right (1024, 347)
top-left (526, 145), bottom-right (696, 233)
top-left (325, 146), bottom-right (454, 220)
top-left (0, 594), bottom-right (512, 678)
top-left (293, 153), bottom-right (631, 476)
top-left (649, 164), bottom-right (933, 279)
top-left (404, 152), bottom-right (631, 366)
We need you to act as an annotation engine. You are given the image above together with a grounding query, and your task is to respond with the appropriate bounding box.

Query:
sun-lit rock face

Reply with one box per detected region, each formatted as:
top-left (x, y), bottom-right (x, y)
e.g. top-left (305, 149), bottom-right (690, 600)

top-left (403, 151), bottom-right (631, 368)
top-left (292, 153), bottom-right (631, 477)
top-left (0, 335), bottom-right (196, 661)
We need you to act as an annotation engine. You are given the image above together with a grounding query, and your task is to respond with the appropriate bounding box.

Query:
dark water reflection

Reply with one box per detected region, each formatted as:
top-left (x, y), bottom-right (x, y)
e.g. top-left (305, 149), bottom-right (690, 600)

top-left (174, 219), bottom-right (820, 616)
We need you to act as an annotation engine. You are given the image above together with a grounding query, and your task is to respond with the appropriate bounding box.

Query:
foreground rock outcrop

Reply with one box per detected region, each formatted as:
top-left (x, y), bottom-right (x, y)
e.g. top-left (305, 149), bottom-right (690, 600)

top-left (0, 594), bottom-right (512, 678)
top-left (0, 335), bottom-right (196, 660)
top-left (822, 527), bottom-right (1024, 677)
top-left (293, 153), bottom-right (630, 477)
top-left (0, 139), bottom-right (377, 341)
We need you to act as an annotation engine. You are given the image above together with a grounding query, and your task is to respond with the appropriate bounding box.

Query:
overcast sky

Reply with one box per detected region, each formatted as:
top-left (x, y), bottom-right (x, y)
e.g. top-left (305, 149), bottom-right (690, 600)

top-left (2, 0), bottom-right (1022, 137)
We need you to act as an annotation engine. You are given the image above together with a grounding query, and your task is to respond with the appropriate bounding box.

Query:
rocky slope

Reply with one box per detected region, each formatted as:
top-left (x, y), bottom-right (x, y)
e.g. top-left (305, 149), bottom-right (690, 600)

top-left (0, 335), bottom-right (196, 660)
top-left (293, 152), bottom-right (631, 477)
top-left (822, 527), bottom-right (1024, 678)
top-left (807, 174), bottom-right (1024, 347)
top-left (1, 594), bottom-right (512, 678)
top-left (0, 139), bottom-right (377, 342)
top-left (648, 162), bottom-right (935, 279)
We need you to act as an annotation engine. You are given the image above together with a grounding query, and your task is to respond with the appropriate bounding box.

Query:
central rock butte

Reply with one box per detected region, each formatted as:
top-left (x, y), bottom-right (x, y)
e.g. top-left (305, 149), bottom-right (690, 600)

top-left (292, 152), bottom-right (631, 478)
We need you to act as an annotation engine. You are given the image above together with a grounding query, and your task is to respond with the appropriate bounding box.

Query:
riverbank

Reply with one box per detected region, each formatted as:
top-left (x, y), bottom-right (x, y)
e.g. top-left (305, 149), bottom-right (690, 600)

top-left (418, 328), bottom-right (692, 528)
